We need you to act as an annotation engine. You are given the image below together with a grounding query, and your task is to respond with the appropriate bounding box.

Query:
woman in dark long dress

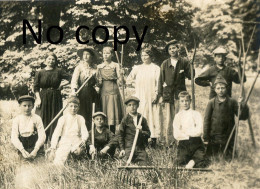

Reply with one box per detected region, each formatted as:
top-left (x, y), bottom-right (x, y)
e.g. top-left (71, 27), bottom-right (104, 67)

top-left (97, 47), bottom-right (124, 133)
top-left (34, 53), bottom-right (70, 142)
top-left (71, 47), bottom-right (101, 131)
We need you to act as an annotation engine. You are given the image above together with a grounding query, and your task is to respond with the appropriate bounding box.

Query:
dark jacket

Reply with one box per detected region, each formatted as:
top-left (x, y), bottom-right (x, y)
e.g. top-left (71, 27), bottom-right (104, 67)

top-left (203, 96), bottom-right (249, 144)
top-left (118, 113), bottom-right (150, 150)
top-left (158, 58), bottom-right (193, 102)
top-left (195, 65), bottom-right (246, 99)
top-left (87, 127), bottom-right (117, 151)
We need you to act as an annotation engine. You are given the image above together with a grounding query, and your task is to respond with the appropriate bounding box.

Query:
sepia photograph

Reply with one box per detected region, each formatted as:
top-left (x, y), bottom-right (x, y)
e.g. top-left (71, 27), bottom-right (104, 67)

top-left (0, 0), bottom-right (259, 188)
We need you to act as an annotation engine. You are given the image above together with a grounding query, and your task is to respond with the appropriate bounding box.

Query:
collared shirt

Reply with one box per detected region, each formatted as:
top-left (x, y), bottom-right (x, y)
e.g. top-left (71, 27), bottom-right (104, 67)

top-left (129, 113), bottom-right (138, 127)
top-left (203, 96), bottom-right (249, 142)
top-left (173, 109), bottom-right (203, 141)
top-left (11, 114), bottom-right (46, 151)
top-left (158, 58), bottom-right (193, 100)
top-left (71, 62), bottom-right (96, 90)
top-left (170, 58), bottom-right (178, 67)
top-left (51, 114), bottom-right (89, 149)
top-left (195, 65), bottom-right (245, 99)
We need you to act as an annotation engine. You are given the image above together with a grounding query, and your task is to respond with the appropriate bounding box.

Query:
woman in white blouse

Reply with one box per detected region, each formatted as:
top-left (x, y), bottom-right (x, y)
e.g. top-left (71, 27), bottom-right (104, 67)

top-left (127, 45), bottom-right (161, 146)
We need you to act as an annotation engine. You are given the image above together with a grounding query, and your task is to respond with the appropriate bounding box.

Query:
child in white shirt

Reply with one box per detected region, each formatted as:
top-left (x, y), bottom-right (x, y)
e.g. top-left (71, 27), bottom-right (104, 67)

top-left (49, 96), bottom-right (89, 165)
top-left (11, 95), bottom-right (46, 160)
top-left (173, 91), bottom-right (207, 168)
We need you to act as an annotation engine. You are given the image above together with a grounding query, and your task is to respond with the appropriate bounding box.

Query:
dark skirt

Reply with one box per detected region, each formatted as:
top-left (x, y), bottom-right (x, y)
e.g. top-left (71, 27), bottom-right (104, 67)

top-left (78, 85), bottom-right (100, 131)
top-left (101, 80), bottom-right (124, 126)
top-left (37, 88), bottom-right (62, 142)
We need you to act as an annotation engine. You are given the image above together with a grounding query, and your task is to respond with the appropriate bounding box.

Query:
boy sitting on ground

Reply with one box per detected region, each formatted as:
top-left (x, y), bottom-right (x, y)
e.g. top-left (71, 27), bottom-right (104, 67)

top-left (203, 75), bottom-right (249, 159)
top-left (173, 91), bottom-right (207, 168)
top-left (48, 96), bottom-right (89, 165)
top-left (118, 96), bottom-right (151, 165)
top-left (87, 112), bottom-right (118, 159)
top-left (11, 95), bottom-right (46, 160)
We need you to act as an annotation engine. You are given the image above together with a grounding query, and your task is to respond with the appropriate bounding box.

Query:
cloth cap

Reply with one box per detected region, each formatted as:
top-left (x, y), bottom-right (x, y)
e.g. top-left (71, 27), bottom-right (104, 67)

top-left (18, 95), bottom-right (35, 104)
top-left (77, 47), bottom-right (100, 60)
top-left (214, 75), bottom-right (228, 85)
top-left (125, 96), bottom-right (140, 105)
top-left (213, 47), bottom-right (228, 55)
top-left (165, 40), bottom-right (179, 52)
top-left (92, 112), bottom-right (107, 119)
top-left (67, 96), bottom-right (80, 105)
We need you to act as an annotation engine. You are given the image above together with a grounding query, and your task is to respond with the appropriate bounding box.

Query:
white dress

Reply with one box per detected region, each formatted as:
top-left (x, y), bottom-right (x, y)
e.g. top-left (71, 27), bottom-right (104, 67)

top-left (127, 63), bottom-right (161, 138)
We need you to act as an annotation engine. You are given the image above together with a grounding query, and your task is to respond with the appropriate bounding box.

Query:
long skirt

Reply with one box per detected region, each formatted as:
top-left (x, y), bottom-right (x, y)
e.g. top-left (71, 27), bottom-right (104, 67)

top-left (100, 80), bottom-right (124, 126)
top-left (78, 85), bottom-right (100, 131)
top-left (37, 88), bottom-right (62, 142)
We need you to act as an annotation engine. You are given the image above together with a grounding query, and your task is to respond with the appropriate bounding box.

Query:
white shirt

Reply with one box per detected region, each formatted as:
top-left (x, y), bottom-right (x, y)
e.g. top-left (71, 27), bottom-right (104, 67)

top-left (173, 109), bottom-right (203, 141)
top-left (51, 114), bottom-right (89, 149)
top-left (11, 114), bottom-right (46, 151)
top-left (170, 58), bottom-right (178, 67)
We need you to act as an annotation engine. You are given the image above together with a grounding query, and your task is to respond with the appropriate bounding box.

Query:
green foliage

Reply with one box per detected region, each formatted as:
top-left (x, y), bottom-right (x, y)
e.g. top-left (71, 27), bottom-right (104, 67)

top-left (0, 0), bottom-right (195, 90)
top-left (193, 0), bottom-right (259, 67)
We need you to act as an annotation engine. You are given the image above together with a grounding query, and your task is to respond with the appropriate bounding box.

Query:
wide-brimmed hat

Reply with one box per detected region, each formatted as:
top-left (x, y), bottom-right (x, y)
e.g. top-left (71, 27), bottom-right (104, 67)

top-left (77, 47), bottom-right (100, 61)
top-left (92, 112), bottom-right (107, 119)
top-left (165, 40), bottom-right (179, 52)
top-left (18, 95), bottom-right (35, 104)
top-left (125, 96), bottom-right (140, 105)
top-left (214, 75), bottom-right (227, 86)
top-left (213, 47), bottom-right (228, 56)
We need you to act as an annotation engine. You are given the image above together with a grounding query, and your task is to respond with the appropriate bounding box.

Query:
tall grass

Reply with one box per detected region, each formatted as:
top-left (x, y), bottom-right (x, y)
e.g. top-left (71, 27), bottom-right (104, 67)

top-left (0, 75), bottom-right (260, 188)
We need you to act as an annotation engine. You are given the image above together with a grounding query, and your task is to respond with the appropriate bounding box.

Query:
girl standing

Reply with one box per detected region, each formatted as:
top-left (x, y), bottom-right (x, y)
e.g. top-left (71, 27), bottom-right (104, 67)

top-left (71, 47), bottom-right (101, 131)
top-left (97, 47), bottom-right (124, 133)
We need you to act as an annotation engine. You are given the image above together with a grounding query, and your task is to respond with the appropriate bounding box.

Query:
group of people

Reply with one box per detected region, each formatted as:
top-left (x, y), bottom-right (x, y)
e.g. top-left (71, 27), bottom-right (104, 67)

top-left (11, 40), bottom-right (249, 168)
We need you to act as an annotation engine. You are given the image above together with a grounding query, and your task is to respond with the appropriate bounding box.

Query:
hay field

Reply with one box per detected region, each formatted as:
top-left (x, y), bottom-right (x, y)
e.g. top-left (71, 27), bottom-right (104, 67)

top-left (0, 74), bottom-right (260, 188)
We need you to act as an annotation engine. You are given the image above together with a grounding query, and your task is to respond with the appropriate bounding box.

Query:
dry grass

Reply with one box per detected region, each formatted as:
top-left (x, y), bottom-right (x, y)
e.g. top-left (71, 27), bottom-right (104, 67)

top-left (0, 74), bottom-right (260, 188)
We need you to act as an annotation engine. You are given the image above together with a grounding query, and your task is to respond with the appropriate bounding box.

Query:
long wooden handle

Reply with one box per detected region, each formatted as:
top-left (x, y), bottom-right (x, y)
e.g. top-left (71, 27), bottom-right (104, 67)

top-left (91, 103), bottom-right (95, 160)
top-left (44, 75), bottom-right (93, 132)
top-left (184, 43), bottom-right (196, 110)
top-left (126, 103), bottom-right (146, 165)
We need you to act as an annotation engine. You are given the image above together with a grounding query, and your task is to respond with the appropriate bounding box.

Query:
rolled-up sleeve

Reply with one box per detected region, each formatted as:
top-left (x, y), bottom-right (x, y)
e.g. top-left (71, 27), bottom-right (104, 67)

top-left (71, 66), bottom-right (80, 90)
top-left (195, 69), bottom-right (211, 87)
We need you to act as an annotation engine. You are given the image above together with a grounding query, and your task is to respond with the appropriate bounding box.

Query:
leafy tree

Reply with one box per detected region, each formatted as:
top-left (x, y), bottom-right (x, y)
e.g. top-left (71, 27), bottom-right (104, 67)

top-left (192, 0), bottom-right (259, 68)
top-left (0, 0), bottom-right (194, 97)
